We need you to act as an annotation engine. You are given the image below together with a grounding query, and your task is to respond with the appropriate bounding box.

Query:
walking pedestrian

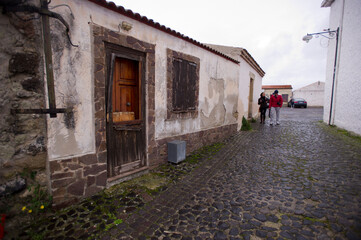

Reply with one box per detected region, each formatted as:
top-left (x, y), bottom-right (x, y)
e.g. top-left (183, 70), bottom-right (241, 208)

top-left (290, 98), bottom-right (294, 109)
top-left (258, 92), bottom-right (269, 124)
top-left (269, 90), bottom-right (283, 125)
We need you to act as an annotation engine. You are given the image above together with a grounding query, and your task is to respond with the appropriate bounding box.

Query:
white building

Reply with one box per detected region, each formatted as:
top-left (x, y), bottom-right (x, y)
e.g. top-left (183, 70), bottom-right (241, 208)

top-left (293, 81), bottom-right (325, 107)
top-left (0, 0), bottom-right (265, 206)
top-left (321, 0), bottom-right (361, 135)
top-left (205, 45), bottom-right (265, 122)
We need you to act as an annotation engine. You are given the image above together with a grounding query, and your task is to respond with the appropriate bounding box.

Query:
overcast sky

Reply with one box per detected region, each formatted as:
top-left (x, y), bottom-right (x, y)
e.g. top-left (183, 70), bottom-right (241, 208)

top-left (111, 0), bottom-right (331, 90)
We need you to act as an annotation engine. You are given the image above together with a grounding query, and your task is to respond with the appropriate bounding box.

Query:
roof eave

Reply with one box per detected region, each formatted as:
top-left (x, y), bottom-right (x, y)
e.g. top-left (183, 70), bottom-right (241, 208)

top-left (321, 0), bottom-right (335, 8)
top-left (86, 0), bottom-right (239, 64)
top-left (240, 49), bottom-right (265, 77)
top-left (204, 44), bottom-right (265, 77)
top-left (262, 85), bottom-right (293, 90)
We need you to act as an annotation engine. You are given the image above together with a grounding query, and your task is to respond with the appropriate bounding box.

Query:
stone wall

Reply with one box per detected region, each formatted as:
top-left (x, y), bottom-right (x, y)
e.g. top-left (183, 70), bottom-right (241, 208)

top-left (150, 124), bottom-right (238, 167)
top-left (0, 2), bottom-right (47, 185)
top-left (49, 153), bottom-right (107, 207)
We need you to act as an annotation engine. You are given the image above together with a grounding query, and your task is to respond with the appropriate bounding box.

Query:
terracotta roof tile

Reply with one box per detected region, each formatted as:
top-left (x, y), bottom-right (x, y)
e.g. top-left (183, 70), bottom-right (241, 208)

top-left (87, 0), bottom-right (239, 64)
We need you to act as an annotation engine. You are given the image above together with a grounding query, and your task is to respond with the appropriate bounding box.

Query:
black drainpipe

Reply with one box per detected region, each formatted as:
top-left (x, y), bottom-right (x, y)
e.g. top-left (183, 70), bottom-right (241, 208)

top-left (328, 27), bottom-right (339, 125)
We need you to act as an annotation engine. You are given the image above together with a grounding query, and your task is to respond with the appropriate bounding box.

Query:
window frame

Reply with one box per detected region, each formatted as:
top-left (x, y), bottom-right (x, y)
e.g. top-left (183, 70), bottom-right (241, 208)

top-left (166, 49), bottom-right (200, 120)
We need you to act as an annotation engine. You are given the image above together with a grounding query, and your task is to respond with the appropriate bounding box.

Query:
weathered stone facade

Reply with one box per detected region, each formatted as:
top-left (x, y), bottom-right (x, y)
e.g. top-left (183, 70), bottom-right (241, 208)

top-left (1, 0), bottom-right (247, 207)
top-left (48, 24), bottom-right (238, 206)
top-left (48, 24), bottom-right (156, 206)
top-left (0, 2), bottom-right (47, 185)
top-left (49, 153), bottom-right (107, 207)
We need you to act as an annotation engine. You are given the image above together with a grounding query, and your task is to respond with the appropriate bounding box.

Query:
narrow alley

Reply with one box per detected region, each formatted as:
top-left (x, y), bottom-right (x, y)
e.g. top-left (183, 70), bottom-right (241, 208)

top-left (99, 107), bottom-right (361, 239)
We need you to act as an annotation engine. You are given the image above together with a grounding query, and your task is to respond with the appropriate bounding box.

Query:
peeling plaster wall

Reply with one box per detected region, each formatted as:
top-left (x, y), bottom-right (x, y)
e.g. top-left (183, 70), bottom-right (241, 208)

top-left (154, 35), bottom-right (239, 139)
top-left (48, 0), bottom-right (240, 161)
top-left (48, 0), bottom-right (239, 160)
top-left (46, 1), bottom-right (95, 160)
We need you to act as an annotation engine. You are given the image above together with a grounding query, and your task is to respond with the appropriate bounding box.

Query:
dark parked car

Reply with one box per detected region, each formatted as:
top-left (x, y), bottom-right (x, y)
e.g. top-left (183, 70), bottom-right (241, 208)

top-left (288, 98), bottom-right (307, 108)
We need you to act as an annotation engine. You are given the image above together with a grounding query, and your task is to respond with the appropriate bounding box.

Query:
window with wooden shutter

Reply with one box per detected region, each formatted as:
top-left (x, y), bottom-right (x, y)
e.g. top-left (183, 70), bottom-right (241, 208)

top-left (166, 49), bottom-right (200, 119)
top-left (282, 94), bottom-right (288, 102)
top-left (172, 58), bottom-right (197, 111)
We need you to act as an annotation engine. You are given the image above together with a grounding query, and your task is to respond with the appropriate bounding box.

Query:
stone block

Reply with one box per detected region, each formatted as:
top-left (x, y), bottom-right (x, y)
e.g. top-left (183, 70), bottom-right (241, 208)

top-left (83, 164), bottom-right (106, 176)
top-left (9, 53), bottom-right (39, 74)
top-left (79, 154), bottom-right (97, 165)
top-left (67, 163), bottom-right (81, 170)
top-left (84, 185), bottom-right (102, 198)
top-left (67, 179), bottom-right (86, 196)
top-left (97, 151), bottom-right (107, 163)
top-left (21, 77), bottom-right (42, 93)
top-left (95, 171), bottom-right (107, 187)
top-left (52, 187), bottom-right (67, 198)
top-left (75, 169), bottom-right (83, 179)
top-left (52, 178), bottom-right (74, 189)
top-left (51, 172), bottom-right (74, 180)
top-left (0, 176), bottom-right (26, 197)
top-left (87, 176), bottom-right (95, 187)
top-left (26, 136), bottom-right (46, 156)
top-left (98, 140), bottom-right (106, 152)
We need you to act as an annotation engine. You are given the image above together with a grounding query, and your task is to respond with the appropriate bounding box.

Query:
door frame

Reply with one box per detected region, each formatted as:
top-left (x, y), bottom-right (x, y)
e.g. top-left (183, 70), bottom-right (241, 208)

top-left (105, 43), bottom-right (147, 178)
top-left (248, 77), bottom-right (254, 119)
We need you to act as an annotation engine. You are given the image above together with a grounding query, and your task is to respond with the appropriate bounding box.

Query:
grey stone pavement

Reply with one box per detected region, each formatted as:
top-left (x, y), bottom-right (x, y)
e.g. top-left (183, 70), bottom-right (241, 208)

top-left (100, 107), bottom-right (361, 240)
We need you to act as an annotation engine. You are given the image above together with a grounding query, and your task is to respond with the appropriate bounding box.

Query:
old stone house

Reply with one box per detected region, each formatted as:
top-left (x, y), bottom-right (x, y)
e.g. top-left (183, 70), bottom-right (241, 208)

top-left (262, 85), bottom-right (293, 106)
top-left (0, 0), bottom-right (264, 206)
top-left (293, 81), bottom-right (325, 107)
top-left (205, 44), bottom-right (265, 120)
top-left (321, 0), bottom-right (361, 135)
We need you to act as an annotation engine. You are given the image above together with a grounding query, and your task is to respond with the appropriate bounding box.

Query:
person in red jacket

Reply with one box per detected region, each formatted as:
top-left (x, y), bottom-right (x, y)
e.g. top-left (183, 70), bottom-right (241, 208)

top-left (269, 90), bottom-right (283, 125)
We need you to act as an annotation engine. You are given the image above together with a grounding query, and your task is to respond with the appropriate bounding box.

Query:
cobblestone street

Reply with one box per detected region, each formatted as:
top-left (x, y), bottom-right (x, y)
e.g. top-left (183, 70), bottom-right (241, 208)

top-left (102, 107), bottom-right (361, 240)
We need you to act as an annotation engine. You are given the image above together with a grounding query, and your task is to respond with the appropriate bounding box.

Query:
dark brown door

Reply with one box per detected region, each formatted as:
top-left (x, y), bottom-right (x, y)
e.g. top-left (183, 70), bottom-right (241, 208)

top-left (248, 78), bottom-right (254, 119)
top-left (107, 55), bottom-right (146, 178)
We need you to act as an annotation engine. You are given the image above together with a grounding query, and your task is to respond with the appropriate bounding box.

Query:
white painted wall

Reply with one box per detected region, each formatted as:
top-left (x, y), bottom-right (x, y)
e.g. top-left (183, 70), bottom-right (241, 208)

top-left (323, 0), bottom-right (361, 135)
top-left (237, 60), bottom-right (263, 125)
top-left (47, 0), bottom-right (239, 160)
top-left (202, 45), bottom-right (264, 129)
top-left (293, 81), bottom-right (325, 107)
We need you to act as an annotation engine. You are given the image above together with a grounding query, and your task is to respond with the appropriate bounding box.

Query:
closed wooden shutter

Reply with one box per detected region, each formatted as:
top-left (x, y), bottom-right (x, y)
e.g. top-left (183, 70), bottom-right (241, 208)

top-left (172, 58), bottom-right (197, 111)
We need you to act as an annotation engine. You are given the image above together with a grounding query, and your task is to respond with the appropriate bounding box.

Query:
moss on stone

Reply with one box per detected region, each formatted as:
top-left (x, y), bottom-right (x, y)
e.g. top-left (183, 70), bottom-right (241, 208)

top-left (240, 116), bottom-right (252, 131)
top-left (318, 122), bottom-right (361, 145)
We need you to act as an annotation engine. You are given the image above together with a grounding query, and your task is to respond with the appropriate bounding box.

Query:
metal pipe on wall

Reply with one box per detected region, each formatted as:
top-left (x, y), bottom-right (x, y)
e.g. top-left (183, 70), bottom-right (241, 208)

top-left (328, 27), bottom-right (339, 125)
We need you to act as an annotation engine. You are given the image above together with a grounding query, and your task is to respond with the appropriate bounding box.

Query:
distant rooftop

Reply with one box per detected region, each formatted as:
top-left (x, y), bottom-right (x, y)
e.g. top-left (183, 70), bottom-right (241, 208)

top-left (262, 85), bottom-right (293, 89)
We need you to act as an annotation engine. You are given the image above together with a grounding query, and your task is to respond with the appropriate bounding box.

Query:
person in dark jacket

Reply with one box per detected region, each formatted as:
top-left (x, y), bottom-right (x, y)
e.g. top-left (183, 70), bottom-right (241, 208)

top-left (258, 92), bottom-right (269, 124)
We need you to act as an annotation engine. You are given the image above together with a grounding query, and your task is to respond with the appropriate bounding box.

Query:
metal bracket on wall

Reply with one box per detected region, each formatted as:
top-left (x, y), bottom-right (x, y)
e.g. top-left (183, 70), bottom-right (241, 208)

top-left (2, 0), bottom-right (77, 118)
top-left (1, 1), bottom-right (78, 47)
top-left (11, 108), bottom-right (70, 115)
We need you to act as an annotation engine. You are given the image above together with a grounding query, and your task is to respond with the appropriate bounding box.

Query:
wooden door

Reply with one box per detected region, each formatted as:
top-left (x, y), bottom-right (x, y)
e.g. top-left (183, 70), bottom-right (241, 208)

top-left (107, 55), bottom-right (146, 178)
top-left (248, 78), bottom-right (254, 119)
top-left (112, 58), bottom-right (139, 120)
